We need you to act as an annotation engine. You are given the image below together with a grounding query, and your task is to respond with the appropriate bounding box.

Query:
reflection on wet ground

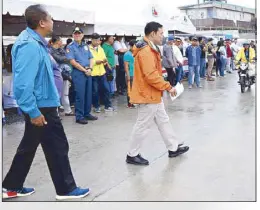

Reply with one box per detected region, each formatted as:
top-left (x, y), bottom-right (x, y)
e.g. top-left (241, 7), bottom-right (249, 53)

top-left (3, 73), bottom-right (255, 201)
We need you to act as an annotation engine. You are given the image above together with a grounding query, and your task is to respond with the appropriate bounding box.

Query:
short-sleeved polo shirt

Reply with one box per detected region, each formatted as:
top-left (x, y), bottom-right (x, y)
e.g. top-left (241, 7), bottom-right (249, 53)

top-left (66, 41), bottom-right (93, 69)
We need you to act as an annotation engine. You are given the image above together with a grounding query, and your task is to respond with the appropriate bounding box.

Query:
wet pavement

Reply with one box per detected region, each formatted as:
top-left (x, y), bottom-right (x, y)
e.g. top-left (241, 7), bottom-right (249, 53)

top-left (2, 73), bottom-right (256, 201)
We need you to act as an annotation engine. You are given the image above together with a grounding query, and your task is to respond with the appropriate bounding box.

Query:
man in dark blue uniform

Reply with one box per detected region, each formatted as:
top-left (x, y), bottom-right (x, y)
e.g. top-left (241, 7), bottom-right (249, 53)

top-left (66, 27), bottom-right (98, 124)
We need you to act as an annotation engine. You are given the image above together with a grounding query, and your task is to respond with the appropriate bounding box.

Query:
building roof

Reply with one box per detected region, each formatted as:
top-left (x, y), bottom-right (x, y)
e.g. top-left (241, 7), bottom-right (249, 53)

top-left (178, 1), bottom-right (255, 14)
top-left (3, 0), bottom-right (95, 24)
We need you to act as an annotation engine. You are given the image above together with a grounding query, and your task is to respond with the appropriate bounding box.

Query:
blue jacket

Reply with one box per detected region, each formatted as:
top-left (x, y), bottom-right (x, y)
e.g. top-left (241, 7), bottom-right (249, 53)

top-left (12, 27), bottom-right (60, 118)
top-left (185, 45), bottom-right (201, 66)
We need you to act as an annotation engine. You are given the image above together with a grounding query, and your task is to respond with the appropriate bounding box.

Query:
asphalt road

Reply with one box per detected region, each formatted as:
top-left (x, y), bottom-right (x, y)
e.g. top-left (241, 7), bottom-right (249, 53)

top-left (2, 73), bottom-right (256, 201)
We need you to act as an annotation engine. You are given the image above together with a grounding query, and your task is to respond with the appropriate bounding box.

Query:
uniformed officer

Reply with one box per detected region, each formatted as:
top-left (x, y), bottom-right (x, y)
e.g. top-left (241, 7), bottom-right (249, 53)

top-left (66, 27), bottom-right (98, 124)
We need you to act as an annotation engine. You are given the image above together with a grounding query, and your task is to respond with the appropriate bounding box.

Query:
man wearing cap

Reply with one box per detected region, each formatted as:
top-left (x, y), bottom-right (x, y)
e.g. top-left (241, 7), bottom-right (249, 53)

top-left (185, 37), bottom-right (202, 89)
top-left (162, 35), bottom-right (178, 86)
top-left (236, 42), bottom-right (256, 82)
top-left (66, 27), bottom-right (98, 124)
top-left (236, 42), bottom-right (255, 64)
top-left (89, 33), bottom-right (114, 113)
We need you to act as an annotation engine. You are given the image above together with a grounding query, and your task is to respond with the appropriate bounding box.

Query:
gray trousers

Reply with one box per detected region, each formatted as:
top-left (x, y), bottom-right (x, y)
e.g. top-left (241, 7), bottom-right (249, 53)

top-left (128, 100), bottom-right (179, 157)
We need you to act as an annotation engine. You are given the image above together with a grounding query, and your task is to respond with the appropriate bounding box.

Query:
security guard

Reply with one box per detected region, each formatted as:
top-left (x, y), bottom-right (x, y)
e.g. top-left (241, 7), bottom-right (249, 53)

top-left (66, 27), bottom-right (98, 124)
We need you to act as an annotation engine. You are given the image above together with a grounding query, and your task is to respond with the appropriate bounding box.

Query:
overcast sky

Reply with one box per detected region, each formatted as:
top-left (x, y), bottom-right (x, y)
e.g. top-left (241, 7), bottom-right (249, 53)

top-left (19, 0), bottom-right (255, 11)
top-left (15, 0), bottom-right (255, 24)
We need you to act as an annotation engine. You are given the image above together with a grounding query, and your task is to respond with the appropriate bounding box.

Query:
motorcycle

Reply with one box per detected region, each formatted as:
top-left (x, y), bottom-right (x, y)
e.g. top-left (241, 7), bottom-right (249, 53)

top-left (238, 61), bottom-right (256, 93)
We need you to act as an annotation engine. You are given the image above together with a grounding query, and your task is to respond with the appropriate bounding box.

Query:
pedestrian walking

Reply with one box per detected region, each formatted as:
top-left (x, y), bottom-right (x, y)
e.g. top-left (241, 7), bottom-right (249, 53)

top-left (2, 4), bottom-right (90, 200)
top-left (126, 22), bottom-right (189, 166)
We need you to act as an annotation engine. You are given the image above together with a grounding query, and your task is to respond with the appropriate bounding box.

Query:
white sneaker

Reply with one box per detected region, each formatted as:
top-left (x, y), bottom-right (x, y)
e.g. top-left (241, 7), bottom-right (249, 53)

top-left (104, 107), bottom-right (114, 112)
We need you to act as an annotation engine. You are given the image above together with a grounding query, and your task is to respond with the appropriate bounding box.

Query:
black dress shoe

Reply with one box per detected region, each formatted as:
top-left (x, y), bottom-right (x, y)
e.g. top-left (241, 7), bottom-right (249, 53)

top-left (76, 119), bottom-right (88, 125)
top-left (126, 154), bottom-right (149, 165)
top-left (85, 115), bottom-right (98, 121)
top-left (169, 146), bottom-right (189, 158)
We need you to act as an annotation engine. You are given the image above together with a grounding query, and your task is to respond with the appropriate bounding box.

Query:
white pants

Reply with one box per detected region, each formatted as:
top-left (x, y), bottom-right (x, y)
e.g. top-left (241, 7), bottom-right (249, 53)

top-left (128, 100), bottom-right (179, 157)
top-left (226, 57), bottom-right (232, 72)
top-left (62, 80), bottom-right (72, 114)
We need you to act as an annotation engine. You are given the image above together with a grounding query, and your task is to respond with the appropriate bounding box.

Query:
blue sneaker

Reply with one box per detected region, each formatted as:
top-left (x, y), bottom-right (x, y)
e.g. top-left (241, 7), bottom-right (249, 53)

top-left (56, 187), bottom-right (90, 200)
top-left (3, 187), bottom-right (35, 199)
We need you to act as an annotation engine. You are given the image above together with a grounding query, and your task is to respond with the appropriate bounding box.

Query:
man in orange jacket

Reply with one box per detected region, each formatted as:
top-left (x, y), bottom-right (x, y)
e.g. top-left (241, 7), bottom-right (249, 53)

top-left (126, 22), bottom-right (189, 165)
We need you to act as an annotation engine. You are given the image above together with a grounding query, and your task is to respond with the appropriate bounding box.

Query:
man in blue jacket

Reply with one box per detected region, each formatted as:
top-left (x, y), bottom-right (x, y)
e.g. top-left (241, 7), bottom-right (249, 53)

top-left (185, 37), bottom-right (202, 89)
top-left (2, 4), bottom-right (90, 200)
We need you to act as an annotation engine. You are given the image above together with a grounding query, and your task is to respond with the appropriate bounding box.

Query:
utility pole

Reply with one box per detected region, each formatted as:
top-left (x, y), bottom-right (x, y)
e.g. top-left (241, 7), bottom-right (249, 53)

top-left (197, 0), bottom-right (200, 31)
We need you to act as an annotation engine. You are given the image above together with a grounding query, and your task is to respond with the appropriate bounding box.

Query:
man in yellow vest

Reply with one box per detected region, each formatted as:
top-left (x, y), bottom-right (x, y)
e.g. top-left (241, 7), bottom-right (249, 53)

top-left (89, 33), bottom-right (114, 113)
top-left (236, 42), bottom-right (255, 64)
top-left (236, 42), bottom-right (256, 83)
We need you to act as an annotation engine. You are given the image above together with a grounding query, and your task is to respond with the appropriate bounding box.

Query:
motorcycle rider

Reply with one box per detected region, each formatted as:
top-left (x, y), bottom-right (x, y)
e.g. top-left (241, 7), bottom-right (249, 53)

top-left (236, 42), bottom-right (255, 64)
top-left (236, 42), bottom-right (256, 82)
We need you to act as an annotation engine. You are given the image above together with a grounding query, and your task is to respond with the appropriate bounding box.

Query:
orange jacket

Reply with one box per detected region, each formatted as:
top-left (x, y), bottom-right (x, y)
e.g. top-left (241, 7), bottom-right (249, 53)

top-left (130, 37), bottom-right (172, 104)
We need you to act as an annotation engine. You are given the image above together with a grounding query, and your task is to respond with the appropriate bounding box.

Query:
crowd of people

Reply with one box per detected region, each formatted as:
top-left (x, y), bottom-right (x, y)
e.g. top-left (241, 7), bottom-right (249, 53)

top-left (3, 21), bottom-right (257, 125)
top-left (161, 36), bottom-right (256, 89)
top-left (2, 4), bottom-right (190, 200)
top-left (2, 3), bottom-right (256, 201)
top-left (3, 29), bottom-right (139, 125)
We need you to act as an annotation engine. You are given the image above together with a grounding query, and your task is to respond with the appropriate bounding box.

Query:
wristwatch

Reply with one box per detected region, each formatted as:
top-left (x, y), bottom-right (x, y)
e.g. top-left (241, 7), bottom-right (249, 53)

top-left (85, 67), bottom-right (92, 71)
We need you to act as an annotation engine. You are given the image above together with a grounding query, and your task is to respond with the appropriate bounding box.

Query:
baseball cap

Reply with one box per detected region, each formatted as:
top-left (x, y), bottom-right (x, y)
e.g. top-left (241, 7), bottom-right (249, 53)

top-left (175, 37), bottom-right (182, 42)
top-left (168, 35), bottom-right (174, 41)
top-left (91, 33), bottom-right (101, 40)
top-left (129, 39), bottom-right (137, 47)
top-left (208, 38), bottom-right (213, 42)
top-left (73, 27), bottom-right (83, 34)
top-left (243, 41), bottom-right (250, 46)
top-left (191, 37), bottom-right (198, 41)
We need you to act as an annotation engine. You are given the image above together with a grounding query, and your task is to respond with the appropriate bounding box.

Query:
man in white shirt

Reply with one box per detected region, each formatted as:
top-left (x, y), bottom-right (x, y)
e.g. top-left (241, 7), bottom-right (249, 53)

top-left (230, 38), bottom-right (240, 70)
top-left (182, 37), bottom-right (190, 57)
top-left (173, 37), bottom-right (184, 84)
top-left (113, 37), bottom-right (128, 95)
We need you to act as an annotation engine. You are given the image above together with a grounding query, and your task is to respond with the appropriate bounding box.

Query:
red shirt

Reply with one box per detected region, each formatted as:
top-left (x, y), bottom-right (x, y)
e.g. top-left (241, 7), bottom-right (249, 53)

top-left (226, 44), bottom-right (233, 58)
